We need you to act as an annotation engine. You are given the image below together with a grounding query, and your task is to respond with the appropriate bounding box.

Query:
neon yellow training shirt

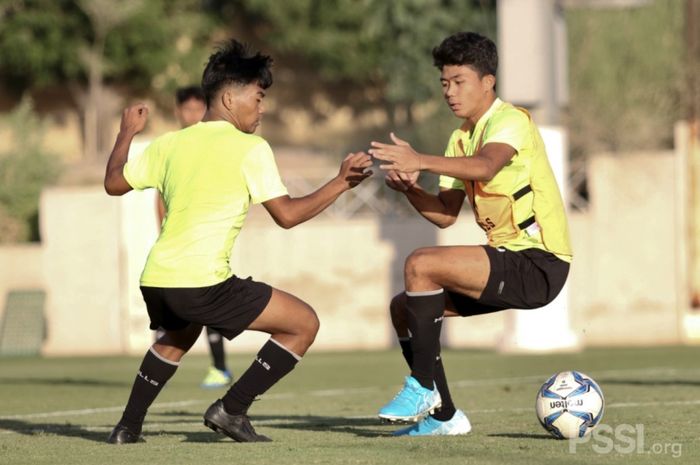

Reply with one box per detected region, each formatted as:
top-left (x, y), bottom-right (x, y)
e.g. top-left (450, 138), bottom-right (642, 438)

top-left (123, 121), bottom-right (288, 287)
top-left (439, 98), bottom-right (572, 262)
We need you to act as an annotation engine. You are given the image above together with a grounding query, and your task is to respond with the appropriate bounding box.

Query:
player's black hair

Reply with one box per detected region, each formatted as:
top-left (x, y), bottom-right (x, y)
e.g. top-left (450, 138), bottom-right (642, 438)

top-left (175, 86), bottom-right (205, 105)
top-left (432, 32), bottom-right (498, 77)
top-left (201, 39), bottom-right (273, 106)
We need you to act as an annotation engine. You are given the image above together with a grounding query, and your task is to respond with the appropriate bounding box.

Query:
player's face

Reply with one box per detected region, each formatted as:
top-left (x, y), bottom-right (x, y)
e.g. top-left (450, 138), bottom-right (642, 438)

top-left (230, 83), bottom-right (266, 134)
top-left (175, 98), bottom-right (206, 128)
top-left (440, 64), bottom-right (495, 123)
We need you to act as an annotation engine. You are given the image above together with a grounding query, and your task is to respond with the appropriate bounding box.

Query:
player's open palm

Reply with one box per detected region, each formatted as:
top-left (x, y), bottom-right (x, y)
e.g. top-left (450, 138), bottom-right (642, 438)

top-left (385, 170), bottom-right (419, 192)
top-left (120, 103), bottom-right (149, 136)
top-left (369, 132), bottom-right (421, 173)
top-left (339, 151), bottom-right (373, 188)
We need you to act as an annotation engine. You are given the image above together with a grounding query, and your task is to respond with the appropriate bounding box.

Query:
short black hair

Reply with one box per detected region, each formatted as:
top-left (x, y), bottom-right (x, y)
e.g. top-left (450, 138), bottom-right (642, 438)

top-left (175, 86), bottom-right (205, 105)
top-left (201, 39), bottom-right (273, 106)
top-left (432, 32), bottom-right (498, 77)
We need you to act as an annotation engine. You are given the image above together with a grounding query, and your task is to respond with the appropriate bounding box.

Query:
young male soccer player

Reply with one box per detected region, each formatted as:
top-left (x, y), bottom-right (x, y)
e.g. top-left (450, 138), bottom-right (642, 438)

top-left (155, 85), bottom-right (234, 389)
top-left (369, 32), bottom-right (572, 436)
top-left (104, 39), bottom-right (373, 444)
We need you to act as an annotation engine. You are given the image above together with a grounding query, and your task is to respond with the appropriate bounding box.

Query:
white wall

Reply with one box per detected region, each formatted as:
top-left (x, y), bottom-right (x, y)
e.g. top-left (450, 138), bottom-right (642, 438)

top-left (0, 150), bottom-right (688, 355)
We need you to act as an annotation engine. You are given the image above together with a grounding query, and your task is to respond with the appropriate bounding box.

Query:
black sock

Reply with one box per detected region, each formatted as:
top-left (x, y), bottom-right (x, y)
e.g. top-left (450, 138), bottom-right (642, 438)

top-left (400, 338), bottom-right (456, 421)
top-left (207, 327), bottom-right (227, 372)
top-left (222, 339), bottom-right (299, 415)
top-left (431, 354), bottom-right (457, 421)
top-left (119, 348), bottom-right (179, 434)
top-left (406, 290), bottom-right (444, 389)
top-left (398, 337), bottom-right (413, 368)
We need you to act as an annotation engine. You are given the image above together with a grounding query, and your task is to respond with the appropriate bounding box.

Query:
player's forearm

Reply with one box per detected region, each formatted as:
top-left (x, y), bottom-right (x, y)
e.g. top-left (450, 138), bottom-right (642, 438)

top-left (275, 176), bottom-right (348, 228)
top-left (104, 130), bottom-right (135, 195)
top-left (418, 153), bottom-right (493, 182)
top-left (404, 185), bottom-right (458, 228)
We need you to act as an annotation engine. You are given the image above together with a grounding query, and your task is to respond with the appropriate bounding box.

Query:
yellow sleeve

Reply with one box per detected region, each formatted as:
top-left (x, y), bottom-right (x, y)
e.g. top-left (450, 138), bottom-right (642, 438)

top-left (242, 141), bottom-right (289, 204)
top-left (483, 108), bottom-right (529, 153)
top-left (123, 136), bottom-right (164, 191)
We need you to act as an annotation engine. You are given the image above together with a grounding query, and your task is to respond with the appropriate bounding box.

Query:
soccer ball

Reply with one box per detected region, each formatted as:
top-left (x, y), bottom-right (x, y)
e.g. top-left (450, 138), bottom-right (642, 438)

top-left (535, 370), bottom-right (605, 439)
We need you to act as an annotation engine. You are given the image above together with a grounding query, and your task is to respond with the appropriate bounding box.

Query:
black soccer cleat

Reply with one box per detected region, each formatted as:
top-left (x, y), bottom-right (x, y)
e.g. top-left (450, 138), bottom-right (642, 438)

top-left (203, 399), bottom-right (272, 442)
top-left (106, 424), bottom-right (144, 444)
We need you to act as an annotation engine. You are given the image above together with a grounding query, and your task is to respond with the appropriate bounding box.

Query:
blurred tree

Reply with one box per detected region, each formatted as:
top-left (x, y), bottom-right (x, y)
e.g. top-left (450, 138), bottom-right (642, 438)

top-left (0, 0), bottom-right (213, 160)
top-left (76, 0), bottom-right (143, 165)
top-left (0, 98), bottom-right (60, 242)
top-left (565, 0), bottom-right (684, 157)
top-left (212, 0), bottom-right (495, 149)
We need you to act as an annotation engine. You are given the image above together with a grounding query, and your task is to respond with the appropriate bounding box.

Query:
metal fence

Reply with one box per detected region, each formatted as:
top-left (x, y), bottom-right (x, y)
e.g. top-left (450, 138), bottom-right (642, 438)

top-left (282, 162), bottom-right (589, 219)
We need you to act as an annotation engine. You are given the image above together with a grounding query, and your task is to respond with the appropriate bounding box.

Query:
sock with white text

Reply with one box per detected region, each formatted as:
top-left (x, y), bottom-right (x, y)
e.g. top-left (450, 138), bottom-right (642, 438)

top-left (118, 348), bottom-right (179, 434)
top-left (222, 339), bottom-right (299, 415)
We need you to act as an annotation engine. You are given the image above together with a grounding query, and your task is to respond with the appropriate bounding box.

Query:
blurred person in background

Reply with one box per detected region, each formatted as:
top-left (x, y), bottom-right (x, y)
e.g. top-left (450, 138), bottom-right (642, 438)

top-left (103, 38), bottom-right (373, 444)
top-left (155, 86), bottom-right (234, 390)
top-left (369, 31), bottom-right (572, 436)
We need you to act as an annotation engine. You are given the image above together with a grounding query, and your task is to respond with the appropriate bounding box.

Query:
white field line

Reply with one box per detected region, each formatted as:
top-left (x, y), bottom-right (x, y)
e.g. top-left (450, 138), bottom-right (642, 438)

top-left (27, 400), bottom-right (700, 434)
top-left (5, 398), bottom-right (700, 436)
top-left (0, 366), bottom-right (697, 424)
top-left (3, 399), bottom-right (700, 436)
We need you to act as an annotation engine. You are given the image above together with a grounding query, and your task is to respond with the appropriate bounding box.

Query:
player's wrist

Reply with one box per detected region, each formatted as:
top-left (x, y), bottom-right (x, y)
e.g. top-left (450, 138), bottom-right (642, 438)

top-left (117, 129), bottom-right (137, 141)
top-left (332, 174), bottom-right (352, 191)
top-left (118, 129), bottom-right (138, 140)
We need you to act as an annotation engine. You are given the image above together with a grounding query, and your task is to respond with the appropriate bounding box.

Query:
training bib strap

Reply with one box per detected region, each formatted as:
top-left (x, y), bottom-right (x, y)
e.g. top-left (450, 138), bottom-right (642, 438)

top-left (512, 184), bottom-right (532, 201)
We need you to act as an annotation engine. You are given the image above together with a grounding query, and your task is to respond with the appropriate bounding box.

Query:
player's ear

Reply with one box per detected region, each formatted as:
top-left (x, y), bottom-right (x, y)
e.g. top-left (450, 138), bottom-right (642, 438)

top-left (221, 88), bottom-right (235, 111)
top-left (482, 74), bottom-right (496, 92)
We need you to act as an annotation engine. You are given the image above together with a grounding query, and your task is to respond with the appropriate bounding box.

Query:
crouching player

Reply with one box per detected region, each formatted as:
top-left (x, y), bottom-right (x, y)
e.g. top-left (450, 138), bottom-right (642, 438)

top-left (370, 32), bottom-right (572, 436)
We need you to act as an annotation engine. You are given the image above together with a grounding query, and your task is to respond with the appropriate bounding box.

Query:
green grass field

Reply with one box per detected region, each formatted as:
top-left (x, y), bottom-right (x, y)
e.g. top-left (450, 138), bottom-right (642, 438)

top-left (1, 346), bottom-right (698, 464)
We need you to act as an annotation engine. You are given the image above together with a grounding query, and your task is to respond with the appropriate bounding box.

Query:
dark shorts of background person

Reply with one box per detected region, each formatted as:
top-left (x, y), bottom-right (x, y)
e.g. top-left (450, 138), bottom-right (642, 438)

top-left (448, 245), bottom-right (570, 317)
top-left (141, 276), bottom-right (272, 340)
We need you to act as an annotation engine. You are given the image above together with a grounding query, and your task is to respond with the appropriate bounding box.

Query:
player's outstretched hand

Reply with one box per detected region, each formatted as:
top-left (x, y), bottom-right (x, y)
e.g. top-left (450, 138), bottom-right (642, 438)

top-left (338, 151), bottom-right (373, 189)
top-left (120, 103), bottom-right (149, 136)
top-left (369, 132), bottom-right (421, 173)
top-left (385, 169), bottom-right (419, 192)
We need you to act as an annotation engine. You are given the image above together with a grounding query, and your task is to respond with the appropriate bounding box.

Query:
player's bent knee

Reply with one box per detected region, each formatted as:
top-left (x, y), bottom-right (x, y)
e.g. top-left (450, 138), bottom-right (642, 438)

top-left (304, 309), bottom-right (320, 340)
top-left (404, 248), bottom-right (434, 279)
top-left (289, 304), bottom-right (319, 342)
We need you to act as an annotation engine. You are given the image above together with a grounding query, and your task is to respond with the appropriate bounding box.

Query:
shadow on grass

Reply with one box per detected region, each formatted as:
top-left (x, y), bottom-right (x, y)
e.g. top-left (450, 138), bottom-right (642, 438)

top-left (0, 415), bottom-right (393, 444)
top-left (153, 410), bottom-right (201, 418)
top-left (597, 378), bottom-right (700, 387)
top-left (488, 432), bottom-right (553, 440)
top-left (179, 414), bottom-right (393, 441)
top-left (0, 419), bottom-right (108, 443)
top-left (0, 377), bottom-right (129, 387)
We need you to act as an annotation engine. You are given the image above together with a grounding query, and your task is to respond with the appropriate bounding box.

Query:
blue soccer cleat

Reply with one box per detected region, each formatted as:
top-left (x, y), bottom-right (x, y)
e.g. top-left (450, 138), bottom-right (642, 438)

top-left (392, 409), bottom-right (472, 436)
top-left (378, 376), bottom-right (442, 422)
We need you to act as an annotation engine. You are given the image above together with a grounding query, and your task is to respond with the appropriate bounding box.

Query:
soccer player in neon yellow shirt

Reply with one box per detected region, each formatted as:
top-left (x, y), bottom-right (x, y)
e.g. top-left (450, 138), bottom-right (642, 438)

top-left (157, 86), bottom-right (235, 389)
top-left (370, 32), bottom-right (572, 436)
top-left (103, 39), bottom-right (372, 444)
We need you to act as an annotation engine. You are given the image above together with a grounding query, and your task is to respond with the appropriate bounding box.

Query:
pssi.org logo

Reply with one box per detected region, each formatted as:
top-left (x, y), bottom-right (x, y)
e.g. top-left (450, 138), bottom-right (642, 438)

top-left (569, 424), bottom-right (682, 458)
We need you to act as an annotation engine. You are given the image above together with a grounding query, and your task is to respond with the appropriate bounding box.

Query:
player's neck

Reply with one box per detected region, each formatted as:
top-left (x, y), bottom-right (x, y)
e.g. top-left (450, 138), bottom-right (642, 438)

top-left (464, 94), bottom-right (497, 131)
top-left (201, 108), bottom-right (232, 125)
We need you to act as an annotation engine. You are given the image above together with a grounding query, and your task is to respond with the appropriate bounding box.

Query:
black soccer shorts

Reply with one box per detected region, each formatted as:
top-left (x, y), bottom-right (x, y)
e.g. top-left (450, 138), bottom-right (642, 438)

top-left (140, 275), bottom-right (273, 340)
top-left (448, 245), bottom-right (570, 317)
